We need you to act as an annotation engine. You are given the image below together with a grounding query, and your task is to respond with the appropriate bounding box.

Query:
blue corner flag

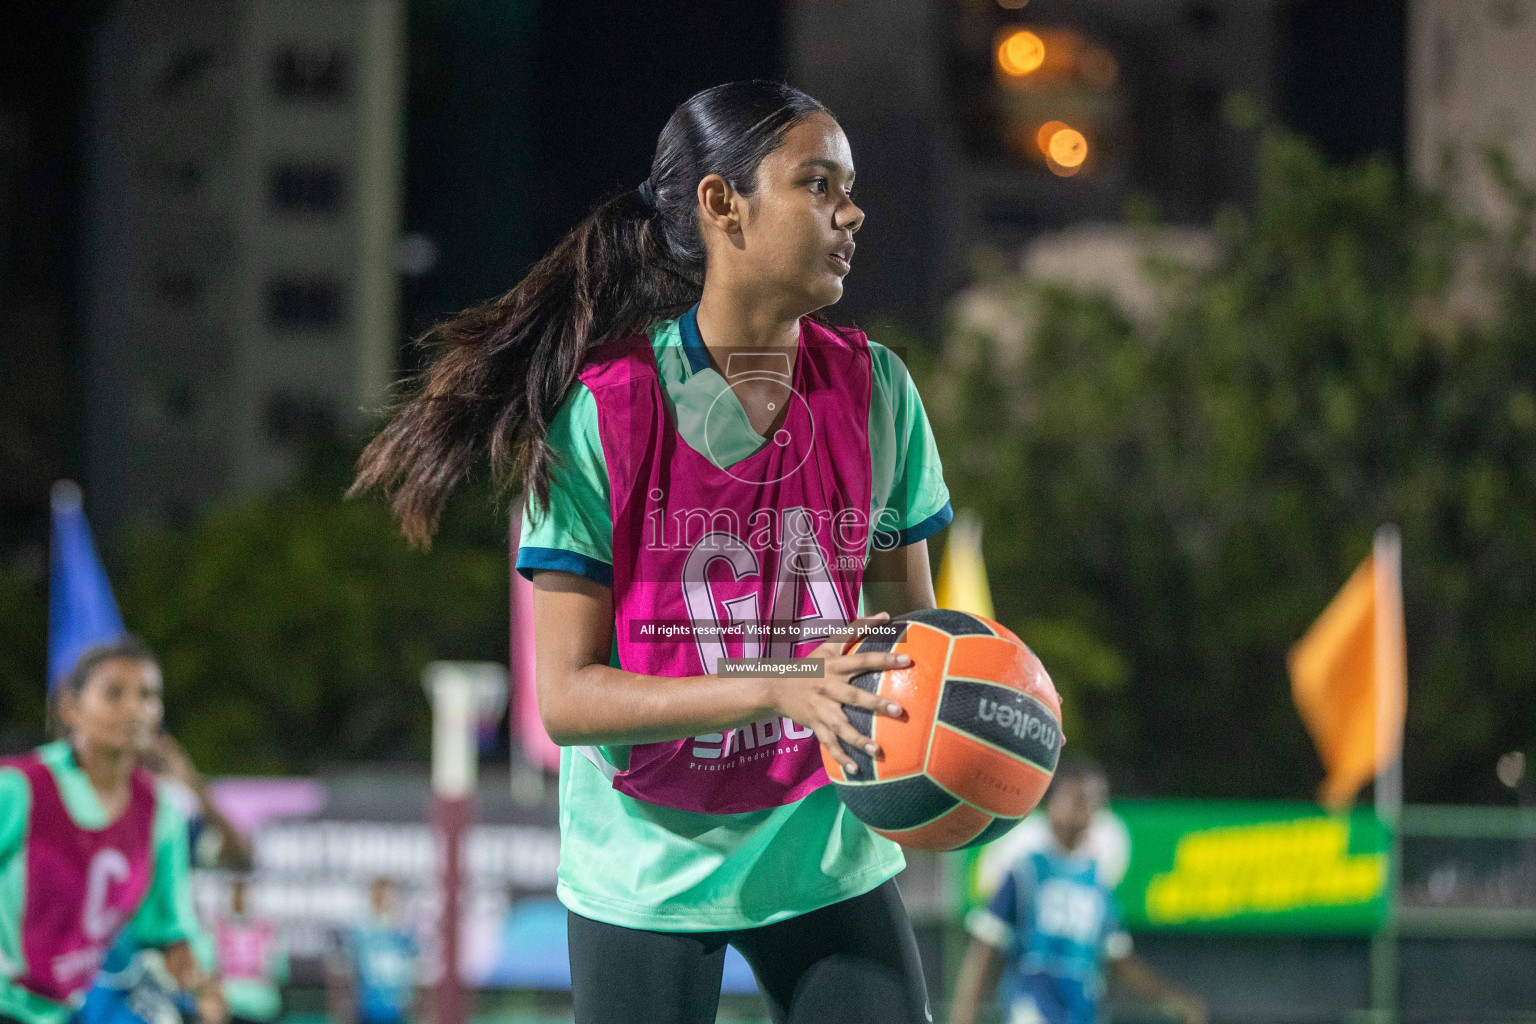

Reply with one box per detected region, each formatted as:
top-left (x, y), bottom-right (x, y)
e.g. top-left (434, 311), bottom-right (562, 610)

top-left (48, 481), bottom-right (126, 695)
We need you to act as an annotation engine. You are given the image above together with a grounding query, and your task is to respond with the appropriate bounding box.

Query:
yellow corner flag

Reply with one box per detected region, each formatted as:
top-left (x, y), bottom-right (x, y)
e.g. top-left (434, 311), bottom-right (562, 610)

top-left (1288, 526), bottom-right (1407, 811)
top-left (935, 509), bottom-right (995, 618)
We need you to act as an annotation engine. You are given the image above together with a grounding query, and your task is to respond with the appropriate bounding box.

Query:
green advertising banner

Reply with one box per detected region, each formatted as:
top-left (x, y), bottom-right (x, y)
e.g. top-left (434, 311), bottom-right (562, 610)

top-left (1113, 800), bottom-right (1391, 933)
top-left (960, 800), bottom-right (1392, 935)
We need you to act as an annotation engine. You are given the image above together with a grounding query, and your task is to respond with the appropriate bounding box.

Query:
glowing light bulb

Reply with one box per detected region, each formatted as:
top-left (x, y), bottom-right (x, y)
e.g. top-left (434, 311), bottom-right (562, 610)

top-left (997, 30), bottom-right (1045, 76)
top-left (1036, 120), bottom-right (1069, 154)
top-left (1047, 126), bottom-right (1088, 169)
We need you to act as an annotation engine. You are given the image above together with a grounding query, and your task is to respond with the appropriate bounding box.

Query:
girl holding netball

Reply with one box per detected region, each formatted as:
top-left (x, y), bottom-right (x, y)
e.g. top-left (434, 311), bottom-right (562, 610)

top-left (354, 80), bottom-right (953, 1023)
top-left (0, 639), bottom-right (225, 1024)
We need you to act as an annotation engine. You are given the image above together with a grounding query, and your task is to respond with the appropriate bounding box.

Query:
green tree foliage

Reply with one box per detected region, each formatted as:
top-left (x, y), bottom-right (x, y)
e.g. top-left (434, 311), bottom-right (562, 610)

top-left (111, 445), bottom-right (509, 774)
top-left (927, 132), bottom-right (1536, 802)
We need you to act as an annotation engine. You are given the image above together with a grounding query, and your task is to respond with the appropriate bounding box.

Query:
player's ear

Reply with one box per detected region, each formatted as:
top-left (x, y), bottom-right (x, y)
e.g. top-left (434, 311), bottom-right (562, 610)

top-left (51, 690), bottom-right (78, 739)
top-left (697, 173), bottom-right (742, 237)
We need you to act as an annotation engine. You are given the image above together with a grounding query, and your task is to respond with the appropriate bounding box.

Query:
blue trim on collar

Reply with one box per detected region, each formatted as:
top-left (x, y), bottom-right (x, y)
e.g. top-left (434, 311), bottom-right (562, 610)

top-left (679, 303), bottom-right (711, 376)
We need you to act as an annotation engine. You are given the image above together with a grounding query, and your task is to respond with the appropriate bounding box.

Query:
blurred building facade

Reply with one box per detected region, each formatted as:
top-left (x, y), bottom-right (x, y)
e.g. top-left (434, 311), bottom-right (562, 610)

top-left (1409, 0), bottom-right (1536, 228)
top-left (82, 0), bottom-right (405, 530)
top-left (787, 0), bottom-right (1280, 330)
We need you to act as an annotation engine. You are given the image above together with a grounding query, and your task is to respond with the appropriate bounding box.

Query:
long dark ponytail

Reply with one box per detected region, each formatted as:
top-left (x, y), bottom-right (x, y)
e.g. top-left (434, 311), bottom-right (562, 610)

top-left (351, 80), bottom-right (834, 546)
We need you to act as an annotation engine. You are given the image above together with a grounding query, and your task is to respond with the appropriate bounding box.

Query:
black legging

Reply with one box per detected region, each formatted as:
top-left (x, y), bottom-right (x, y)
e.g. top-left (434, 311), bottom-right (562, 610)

top-left (566, 878), bottom-right (931, 1024)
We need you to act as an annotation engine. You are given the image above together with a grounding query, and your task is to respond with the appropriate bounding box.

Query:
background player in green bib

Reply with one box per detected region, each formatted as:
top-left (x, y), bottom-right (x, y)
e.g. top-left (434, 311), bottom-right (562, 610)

top-left (215, 875), bottom-right (288, 1024)
top-left (0, 639), bottom-right (225, 1024)
top-left (353, 80), bottom-right (950, 1023)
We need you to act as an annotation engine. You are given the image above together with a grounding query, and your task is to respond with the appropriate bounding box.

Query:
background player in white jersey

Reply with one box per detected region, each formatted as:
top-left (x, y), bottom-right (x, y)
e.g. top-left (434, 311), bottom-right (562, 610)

top-left (951, 761), bottom-right (1206, 1024)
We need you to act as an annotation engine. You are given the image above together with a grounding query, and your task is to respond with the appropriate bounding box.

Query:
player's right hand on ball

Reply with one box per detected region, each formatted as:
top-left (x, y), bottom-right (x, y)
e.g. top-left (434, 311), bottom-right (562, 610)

top-left (767, 610), bottom-right (910, 776)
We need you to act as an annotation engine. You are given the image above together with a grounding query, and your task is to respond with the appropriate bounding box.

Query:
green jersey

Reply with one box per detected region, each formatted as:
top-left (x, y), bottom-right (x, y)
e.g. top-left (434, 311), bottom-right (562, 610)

top-left (0, 742), bottom-right (200, 1024)
top-left (516, 306), bottom-right (952, 930)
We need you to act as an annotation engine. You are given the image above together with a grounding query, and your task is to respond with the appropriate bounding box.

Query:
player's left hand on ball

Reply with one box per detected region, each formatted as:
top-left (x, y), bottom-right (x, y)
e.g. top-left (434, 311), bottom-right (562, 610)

top-left (782, 611), bottom-right (910, 776)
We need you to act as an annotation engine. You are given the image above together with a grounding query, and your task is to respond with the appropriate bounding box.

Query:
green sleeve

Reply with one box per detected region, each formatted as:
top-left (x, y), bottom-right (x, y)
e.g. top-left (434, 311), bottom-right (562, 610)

top-left (514, 382), bottom-right (615, 586)
top-left (0, 768), bottom-right (31, 866)
top-left (126, 785), bottom-right (200, 948)
top-left (868, 341), bottom-right (952, 546)
top-left (189, 925), bottom-right (218, 972)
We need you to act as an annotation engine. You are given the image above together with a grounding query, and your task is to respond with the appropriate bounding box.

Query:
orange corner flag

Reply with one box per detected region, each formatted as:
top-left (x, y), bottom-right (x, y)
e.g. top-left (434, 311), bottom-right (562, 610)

top-left (1288, 526), bottom-right (1407, 811)
top-left (935, 509), bottom-right (995, 619)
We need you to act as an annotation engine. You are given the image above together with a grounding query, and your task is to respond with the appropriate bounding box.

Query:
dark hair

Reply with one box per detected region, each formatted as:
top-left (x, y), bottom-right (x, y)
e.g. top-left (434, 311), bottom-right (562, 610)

top-left (61, 637), bottom-right (158, 699)
top-left (351, 80), bottom-right (837, 546)
top-left (51, 636), bottom-right (159, 739)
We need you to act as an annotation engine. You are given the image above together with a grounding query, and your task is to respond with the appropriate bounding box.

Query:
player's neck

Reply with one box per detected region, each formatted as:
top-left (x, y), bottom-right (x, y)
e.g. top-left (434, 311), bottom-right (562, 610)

top-left (70, 741), bottom-right (135, 810)
top-left (695, 286), bottom-right (803, 360)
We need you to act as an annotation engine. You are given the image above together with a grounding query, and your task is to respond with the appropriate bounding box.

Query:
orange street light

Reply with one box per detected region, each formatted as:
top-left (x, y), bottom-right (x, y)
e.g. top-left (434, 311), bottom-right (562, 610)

top-left (1042, 124), bottom-right (1088, 176)
top-left (997, 29), bottom-right (1045, 76)
top-left (1047, 126), bottom-right (1087, 167)
top-left (1036, 120), bottom-right (1069, 154)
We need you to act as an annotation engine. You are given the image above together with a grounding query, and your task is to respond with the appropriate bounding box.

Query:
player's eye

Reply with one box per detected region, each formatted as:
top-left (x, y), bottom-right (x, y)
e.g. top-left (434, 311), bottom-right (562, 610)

top-left (810, 177), bottom-right (828, 194)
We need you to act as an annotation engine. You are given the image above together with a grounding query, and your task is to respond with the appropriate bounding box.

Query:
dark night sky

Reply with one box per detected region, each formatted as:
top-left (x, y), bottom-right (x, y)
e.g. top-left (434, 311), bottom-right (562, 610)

top-left (401, 0), bottom-right (786, 363)
top-left (1280, 0), bottom-right (1405, 165)
top-left (0, 0), bottom-right (102, 552)
top-left (523, 0), bottom-right (786, 262)
top-left (1, 0), bottom-right (1403, 550)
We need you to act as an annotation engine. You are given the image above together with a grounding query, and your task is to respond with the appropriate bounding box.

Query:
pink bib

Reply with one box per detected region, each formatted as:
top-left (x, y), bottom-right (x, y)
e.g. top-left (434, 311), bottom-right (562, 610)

top-left (4, 752), bottom-right (156, 1005)
top-left (577, 316), bottom-right (874, 814)
top-left (215, 917), bottom-right (278, 981)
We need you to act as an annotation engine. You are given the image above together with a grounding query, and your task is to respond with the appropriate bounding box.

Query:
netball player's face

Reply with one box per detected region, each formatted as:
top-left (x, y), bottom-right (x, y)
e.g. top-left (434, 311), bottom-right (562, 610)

top-left (1047, 773), bottom-right (1106, 851)
top-left (744, 112), bottom-right (863, 310)
top-left (70, 657), bottom-right (164, 757)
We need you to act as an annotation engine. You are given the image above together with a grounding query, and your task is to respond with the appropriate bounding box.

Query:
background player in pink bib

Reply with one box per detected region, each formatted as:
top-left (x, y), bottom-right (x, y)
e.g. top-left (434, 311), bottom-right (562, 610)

top-left (0, 639), bottom-right (226, 1024)
top-left (353, 80), bottom-right (954, 1023)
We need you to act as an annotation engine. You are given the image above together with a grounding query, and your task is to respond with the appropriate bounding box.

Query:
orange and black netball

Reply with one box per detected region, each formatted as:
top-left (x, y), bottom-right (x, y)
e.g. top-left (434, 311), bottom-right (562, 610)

top-left (823, 608), bottom-right (1064, 851)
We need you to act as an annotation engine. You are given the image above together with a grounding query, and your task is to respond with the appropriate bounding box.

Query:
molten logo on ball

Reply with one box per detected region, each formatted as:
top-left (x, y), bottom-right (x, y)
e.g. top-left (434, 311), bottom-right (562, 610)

top-left (977, 696), bottom-right (1060, 750)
